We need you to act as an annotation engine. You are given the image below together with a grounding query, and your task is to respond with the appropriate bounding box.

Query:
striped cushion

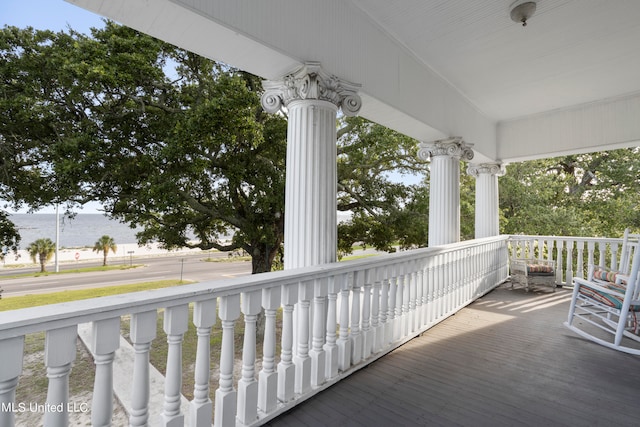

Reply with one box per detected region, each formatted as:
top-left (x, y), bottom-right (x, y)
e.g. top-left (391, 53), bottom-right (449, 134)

top-left (578, 282), bottom-right (640, 312)
top-left (593, 269), bottom-right (624, 284)
top-left (527, 264), bottom-right (554, 275)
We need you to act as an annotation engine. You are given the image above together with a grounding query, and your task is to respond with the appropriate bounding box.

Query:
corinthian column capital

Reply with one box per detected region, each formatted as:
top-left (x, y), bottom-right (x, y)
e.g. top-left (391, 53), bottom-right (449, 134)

top-left (261, 62), bottom-right (362, 116)
top-left (467, 162), bottom-right (506, 177)
top-left (417, 137), bottom-right (474, 162)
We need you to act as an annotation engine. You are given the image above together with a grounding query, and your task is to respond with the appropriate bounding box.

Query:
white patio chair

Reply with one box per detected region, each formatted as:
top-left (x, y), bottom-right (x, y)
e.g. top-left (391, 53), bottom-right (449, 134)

top-left (564, 237), bottom-right (640, 355)
top-left (509, 258), bottom-right (556, 292)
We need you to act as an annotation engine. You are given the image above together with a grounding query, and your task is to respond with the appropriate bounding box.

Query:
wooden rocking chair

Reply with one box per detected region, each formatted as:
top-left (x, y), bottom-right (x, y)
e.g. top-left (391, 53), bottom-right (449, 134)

top-left (564, 237), bottom-right (640, 355)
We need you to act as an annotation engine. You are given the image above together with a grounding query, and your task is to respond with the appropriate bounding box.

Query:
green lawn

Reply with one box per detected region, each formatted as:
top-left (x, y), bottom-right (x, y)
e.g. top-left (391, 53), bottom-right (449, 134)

top-left (0, 279), bottom-right (188, 311)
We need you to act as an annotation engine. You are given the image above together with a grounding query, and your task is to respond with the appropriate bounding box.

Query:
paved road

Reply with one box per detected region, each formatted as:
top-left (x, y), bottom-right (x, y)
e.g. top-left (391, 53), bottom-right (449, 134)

top-left (0, 253), bottom-right (252, 297)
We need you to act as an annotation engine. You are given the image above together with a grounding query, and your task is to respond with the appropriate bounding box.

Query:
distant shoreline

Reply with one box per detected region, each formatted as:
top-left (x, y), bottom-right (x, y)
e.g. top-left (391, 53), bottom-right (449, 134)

top-left (2, 242), bottom-right (205, 267)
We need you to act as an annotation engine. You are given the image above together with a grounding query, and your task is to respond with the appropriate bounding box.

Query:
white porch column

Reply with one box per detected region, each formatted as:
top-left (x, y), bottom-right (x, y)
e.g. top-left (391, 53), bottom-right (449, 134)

top-left (467, 163), bottom-right (505, 238)
top-left (418, 137), bottom-right (474, 246)
top-left (262, 62), bottom-right (361, 269)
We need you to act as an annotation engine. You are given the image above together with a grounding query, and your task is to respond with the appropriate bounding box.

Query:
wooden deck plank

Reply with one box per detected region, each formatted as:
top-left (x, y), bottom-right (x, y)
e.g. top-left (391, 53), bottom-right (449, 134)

top-left (266, 284), bottom-right (640, 426)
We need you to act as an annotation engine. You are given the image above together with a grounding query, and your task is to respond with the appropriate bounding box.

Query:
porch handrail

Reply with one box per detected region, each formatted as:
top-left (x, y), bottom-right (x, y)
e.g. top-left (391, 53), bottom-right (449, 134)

top-left (0, 236), bottom-right (509, 427)
top-left (507, 234), bottom-right (625, 286)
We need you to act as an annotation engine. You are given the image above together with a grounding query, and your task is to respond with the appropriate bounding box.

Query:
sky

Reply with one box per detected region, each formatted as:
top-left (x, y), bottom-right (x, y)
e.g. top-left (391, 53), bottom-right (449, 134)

top-left (0, 0), bottom-right (104, 35)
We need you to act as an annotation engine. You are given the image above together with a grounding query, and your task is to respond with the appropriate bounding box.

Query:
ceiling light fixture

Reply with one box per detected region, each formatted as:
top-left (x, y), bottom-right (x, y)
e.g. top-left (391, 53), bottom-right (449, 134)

top-left (510, 0), bottom-right (537, 27)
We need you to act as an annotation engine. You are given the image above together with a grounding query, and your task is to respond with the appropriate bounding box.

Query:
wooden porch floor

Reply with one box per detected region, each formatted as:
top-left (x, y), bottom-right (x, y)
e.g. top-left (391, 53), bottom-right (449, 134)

top-left (267, 282), bottom-right (640, 426)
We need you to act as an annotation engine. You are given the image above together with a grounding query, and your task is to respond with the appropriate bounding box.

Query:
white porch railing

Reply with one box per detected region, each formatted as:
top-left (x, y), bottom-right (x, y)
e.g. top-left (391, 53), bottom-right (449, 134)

top-left (507, 235), bottom-right (626, 286)
top-left (0, 237), bottom-right (508, 427)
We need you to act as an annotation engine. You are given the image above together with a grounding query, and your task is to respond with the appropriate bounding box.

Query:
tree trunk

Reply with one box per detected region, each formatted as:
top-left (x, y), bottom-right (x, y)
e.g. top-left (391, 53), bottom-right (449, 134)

top-left (250, 245), bottom-right (280, 274)
top-left (103, 250), bottom-right (108, 266)
top-left (39, 253), bottom-right (46, 273)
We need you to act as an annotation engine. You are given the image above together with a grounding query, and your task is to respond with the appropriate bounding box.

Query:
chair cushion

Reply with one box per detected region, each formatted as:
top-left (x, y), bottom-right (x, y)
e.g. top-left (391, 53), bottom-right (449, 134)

top-left (527, 264), bottom-right (554, 275)
top-left (593, 269), bottom-right (625, 284)
top-left (578, 282), bottom-right (640, 312)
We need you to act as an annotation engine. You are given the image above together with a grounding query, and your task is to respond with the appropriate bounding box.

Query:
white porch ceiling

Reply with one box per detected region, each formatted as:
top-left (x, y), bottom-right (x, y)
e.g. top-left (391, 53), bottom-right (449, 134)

top-left (66, 0), bottom-right (640, 163)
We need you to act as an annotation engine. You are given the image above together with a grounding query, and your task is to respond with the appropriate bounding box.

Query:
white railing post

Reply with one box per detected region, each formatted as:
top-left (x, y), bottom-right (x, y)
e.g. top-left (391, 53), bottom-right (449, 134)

top-left (576, 240), bottom-right (585, 278)
top-left (401, 262), bottom-right (411, 337)
top-left (611, 242), bottom-right (620, 270)
top-left (310, 278), bottom-right (327, 388)
top-left (409, 260), bottom-right (418, 333)
top-left (336, 274), bottom-right (351, 372)
top-left (0, 337), bottom-right (24, 427)
top-left (258, 286), bottom-right (281, 414)
top-left (350, 271), bottom-right (363, 364)
top-left (378, 266), bottom-right (389, 351)
top-left (90, 317), bottom-right (120, 427)
top-left (278, 283), bottom-right (298, 403)
top-left (371, 267), bottom-right (382, 354)
top-left (416, 263), bottom-right (425, 330)
top-left (556, 240), bottom-right (565, 285)
top-left (394, 264), bottom-right (404, 342)
top-left (598, 241), bottom-right (606, 268)
top-left (566, 240), bottom-right (574, 285)
top-left (294, 280), bottom-right (313, 395)
top-left (426, 258), bottom-right (435, 325)
top-left (323, 276), bottom-right (339, 380)
top-left (387, 268), bottom-right (397, 345)
top-left (129, 310), bottom-right (157, 427)
top-left (43, 326), bottom-right (77, 427)
top-left (215, 294), bottom-right (241, 427)
top-left (361, 270), bottom-right (373, 359)
top-left (237, 290), bottom-right (262, 425)
top-left (161, 305), bottom-right (189, 427)
top-left (191, 299), bottom-right (217, 427)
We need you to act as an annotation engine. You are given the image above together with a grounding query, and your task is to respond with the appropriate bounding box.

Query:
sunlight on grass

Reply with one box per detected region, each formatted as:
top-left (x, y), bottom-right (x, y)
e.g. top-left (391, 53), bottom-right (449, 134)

top-left (0, 264), bottom-right (143, 280)
top-left (0, 279), bottom-right (190, 312)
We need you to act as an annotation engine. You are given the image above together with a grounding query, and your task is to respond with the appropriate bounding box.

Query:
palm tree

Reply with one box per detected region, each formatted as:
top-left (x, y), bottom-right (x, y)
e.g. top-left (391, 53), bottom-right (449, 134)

top-left (27, 238), bottom-right (56, 273)
top-left (93, 235), bottom-right (117, 266)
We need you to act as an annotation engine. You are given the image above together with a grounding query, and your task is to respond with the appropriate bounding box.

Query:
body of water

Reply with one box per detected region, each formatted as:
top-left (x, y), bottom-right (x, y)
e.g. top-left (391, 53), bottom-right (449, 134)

top-left (9, 214), bottom-right (143, 248)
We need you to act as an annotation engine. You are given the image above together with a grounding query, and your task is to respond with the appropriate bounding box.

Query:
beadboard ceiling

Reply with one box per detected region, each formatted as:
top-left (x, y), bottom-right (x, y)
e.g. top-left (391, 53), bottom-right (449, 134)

top-left (67, 0), bottom-right (640, 162)
top-left (354, 0), bottom-right (640, 120)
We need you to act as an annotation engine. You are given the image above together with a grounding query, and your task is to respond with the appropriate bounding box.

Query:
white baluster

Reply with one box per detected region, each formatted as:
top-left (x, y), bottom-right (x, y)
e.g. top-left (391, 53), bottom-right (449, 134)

top-left (191, 299), bottom-right (217, 427)
top-left (587, 241), bottom-right (595, 269)
top-left (386, 270), bottom-right (397, 346)
top-left (294, 280), bottom-right (312, 395)
top-left (129, 310), bottom-right (157, 427)
top-left (324, 276), bottom-right (339, 380)
top-left (566, 240), bottom-right (574, 285)
top-left (278, 284), bottom-right (297, 403)
top-left (361, 270), bottom-right (373, 359)
top-left (556, 240), bottom-right (565, 285)
top-left (408, 261), bottom-right (417, 333)
top-left (371, 267), bottom-right (382, 353)
top-left (576, 240), bottom-right (585, 279)
top-left (0, 337), bottom-right (24, 427)
top-left (598, 241), bottom-right (606, 268)
top-left (611, 242), bottom-right (620, 271)
top-left (402, 263), bottom-right (411, 338)
top-left (44, 326), bottom-right (77, 427)
top-left (336, 274), bottom-right (351, 372)
top-left (393, 264), bottom-right (403, 342)
top-left (237, 290), bottom-right (261, 425)
top-left (350, 271), bottom-right (363, 364)
top-left (258, 286), bottom-right (281, 413)
top-left (90, 317), bottom-right (120, 427)
top-left (416, 265), bottom-right (425, 330)
top-left (310, 278), bottom-right (327, 387)
top-left (215, 294), bottom-right (240, 427)
top-left (161, 305), bottom-right (188, 427)
top-left (378, 267), bottom-right (390, 350)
